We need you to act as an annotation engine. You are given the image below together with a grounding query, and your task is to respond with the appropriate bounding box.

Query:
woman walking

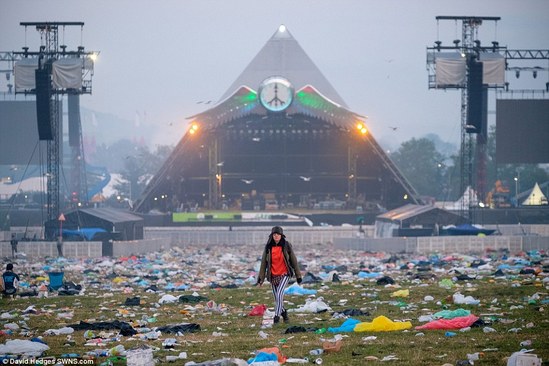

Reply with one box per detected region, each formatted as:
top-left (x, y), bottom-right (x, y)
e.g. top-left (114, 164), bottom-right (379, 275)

top-left (257, 226), bottom-right (302, 324)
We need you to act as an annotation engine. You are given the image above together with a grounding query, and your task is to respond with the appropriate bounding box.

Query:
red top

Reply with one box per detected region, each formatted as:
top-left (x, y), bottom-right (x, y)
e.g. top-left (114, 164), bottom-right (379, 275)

top-left (271, 246), bottom-right (288, 276)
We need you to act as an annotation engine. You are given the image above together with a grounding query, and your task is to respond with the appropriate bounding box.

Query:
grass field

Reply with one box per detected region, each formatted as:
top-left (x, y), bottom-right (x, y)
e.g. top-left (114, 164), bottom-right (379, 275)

top-left (0, 246), bottom-right (548, 366)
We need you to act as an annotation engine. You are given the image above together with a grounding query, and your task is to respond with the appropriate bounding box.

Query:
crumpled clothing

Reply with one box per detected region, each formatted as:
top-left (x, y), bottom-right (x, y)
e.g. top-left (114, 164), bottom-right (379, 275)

top-left (376, 276), bottom-right (395, 285)
top-left (68, 320), bottom-right (137, 336)
top-left (354, 316), bottom-right (412, 332)
top-left (284, 326), bottom-right (318, 334)
top-left (179, 294), bottom-right (209, 303)
top-left (124, 296), bottom-right (140, 306)
top-left (155, 323), bottom-right (201, 334)
top-left (415, 314), bottom-right (479, 330)
top-left (337, 308), bottom-right (369, 317)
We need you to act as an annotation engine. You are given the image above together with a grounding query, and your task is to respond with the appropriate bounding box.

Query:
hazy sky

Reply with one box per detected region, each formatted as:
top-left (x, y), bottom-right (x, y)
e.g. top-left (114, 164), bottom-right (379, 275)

top-left (1, 0), bottom-right (548, 150)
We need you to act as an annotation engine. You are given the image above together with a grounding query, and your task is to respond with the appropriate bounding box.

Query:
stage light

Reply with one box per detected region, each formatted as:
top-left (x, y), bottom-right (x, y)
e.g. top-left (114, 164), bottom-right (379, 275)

top-left (279, 24), bottom-right (286, 33)
top-left (360, 127), bottom-right (367, 134)
top-left (90, 53), bottom-right (98, 62)
top-left (533, 70), bottom-right (537, 79)
top-left (453, 39), bottom-right (460, 47)
top-left (491, 41), bottom-right (499, 52)
top-left (189, 123), bottom-right (199, 134)
top-left (435, 41), bottom-right (442, 51)
top-left (515, 70), bottom-right (520, 79)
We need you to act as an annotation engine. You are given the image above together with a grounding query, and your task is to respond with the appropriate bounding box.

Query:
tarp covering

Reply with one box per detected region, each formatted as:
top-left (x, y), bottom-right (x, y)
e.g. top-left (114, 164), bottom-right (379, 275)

top-left (14, 58), bottom-right (38, 92)
top-left (52, 58), bottom-right (83, 89)
top-left (479, 52), bottom-right (506, 86)
top-left (435, 53), bottom-right (466, 87)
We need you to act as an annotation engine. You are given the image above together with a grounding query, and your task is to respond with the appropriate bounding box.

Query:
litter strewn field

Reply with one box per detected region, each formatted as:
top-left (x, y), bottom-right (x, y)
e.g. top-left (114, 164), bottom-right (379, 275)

top-left (1, 242), bottom-right (548, 365)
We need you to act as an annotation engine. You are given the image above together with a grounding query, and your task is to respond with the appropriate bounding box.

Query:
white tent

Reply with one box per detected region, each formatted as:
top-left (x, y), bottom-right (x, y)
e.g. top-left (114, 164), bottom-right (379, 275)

top-left (522, 182), bottom-right (548, 206)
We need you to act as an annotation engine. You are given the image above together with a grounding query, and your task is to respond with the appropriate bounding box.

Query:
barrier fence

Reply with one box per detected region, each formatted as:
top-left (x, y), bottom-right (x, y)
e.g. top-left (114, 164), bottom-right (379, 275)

top-left (1, 225), bottom-right (548, 257)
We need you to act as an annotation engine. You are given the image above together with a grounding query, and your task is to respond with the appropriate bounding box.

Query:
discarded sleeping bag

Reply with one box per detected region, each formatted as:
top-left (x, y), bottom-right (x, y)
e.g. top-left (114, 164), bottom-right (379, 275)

top-left (354, 316), bottom-right (412, 332)
top-left (415, 314), bottom-right (479, 330)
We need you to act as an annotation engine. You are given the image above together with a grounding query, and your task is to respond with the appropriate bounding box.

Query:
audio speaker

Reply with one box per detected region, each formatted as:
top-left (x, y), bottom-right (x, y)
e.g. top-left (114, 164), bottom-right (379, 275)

top-left (35, 69), bottom-right (53, 140)
top-left (68, 94), bottom-right (81, 147)
top-left (466, 60), bottom-right (486, 134)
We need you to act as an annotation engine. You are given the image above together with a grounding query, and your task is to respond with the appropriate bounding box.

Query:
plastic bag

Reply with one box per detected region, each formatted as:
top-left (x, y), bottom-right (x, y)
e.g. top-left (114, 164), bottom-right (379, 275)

top-left (249, 304), bottom-right (267, 316)
top-left (415, 315), bottom-right (479, 330)
top-left (354, 316), bottom-right (412, 332)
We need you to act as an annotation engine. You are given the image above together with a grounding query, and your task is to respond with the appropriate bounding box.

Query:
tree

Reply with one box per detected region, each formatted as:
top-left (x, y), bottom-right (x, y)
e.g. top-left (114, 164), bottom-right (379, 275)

top-left (391, 138), bottom-right (447, 199)
top-left (113, 144), bottom-right (174, 204)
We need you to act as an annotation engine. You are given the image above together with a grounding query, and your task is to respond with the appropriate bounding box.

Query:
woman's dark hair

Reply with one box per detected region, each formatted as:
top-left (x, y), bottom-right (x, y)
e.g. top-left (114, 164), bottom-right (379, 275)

top-left (6, 263), bottom-right (13, 271)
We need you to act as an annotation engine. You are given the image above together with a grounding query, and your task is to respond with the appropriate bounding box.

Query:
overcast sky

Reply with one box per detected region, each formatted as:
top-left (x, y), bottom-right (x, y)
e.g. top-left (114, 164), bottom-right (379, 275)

top-left (1, 0), bottom-right (548, 150)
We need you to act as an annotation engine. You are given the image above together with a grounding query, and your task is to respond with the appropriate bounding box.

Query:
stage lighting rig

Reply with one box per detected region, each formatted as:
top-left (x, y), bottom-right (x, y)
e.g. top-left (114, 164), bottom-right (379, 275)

top-left (1, 22), bottom-right (99, 222)
top-left (426, 16), bottom-right (549, 222)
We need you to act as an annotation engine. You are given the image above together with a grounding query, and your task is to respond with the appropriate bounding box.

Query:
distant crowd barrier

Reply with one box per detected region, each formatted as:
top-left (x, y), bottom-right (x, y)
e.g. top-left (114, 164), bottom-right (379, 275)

top-left (1, 225), bottom-right (548, 257)
top-left (335, 235), bottom-right (549, 254)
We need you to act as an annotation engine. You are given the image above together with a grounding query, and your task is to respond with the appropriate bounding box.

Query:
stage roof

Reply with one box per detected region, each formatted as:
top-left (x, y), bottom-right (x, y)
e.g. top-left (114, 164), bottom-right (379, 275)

top-left (218, 25), bottom-right (348, 109)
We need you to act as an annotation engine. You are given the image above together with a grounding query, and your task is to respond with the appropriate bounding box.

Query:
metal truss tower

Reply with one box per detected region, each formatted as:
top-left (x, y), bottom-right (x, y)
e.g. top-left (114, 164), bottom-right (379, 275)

top-left (427, 16), bottom-right (549, 222)
top-left (4, 22), bottom-right (97, 222)
top-left (427, 16), bottom-right (501, 221)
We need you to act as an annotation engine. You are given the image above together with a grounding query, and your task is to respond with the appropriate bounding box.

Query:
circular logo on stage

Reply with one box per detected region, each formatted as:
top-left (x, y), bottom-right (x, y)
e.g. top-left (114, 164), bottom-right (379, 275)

top-left (258, 76), bottom-right (294, 112)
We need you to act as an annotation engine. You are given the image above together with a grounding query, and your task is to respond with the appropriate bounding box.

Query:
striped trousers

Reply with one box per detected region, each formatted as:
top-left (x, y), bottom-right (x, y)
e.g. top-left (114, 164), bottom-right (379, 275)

top-left (271, 275), bottom-right (290, 317)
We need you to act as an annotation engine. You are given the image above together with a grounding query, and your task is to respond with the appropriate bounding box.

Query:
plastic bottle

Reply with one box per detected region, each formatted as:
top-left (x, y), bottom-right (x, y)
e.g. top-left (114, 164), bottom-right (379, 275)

top-left (258, 331), bottom-right (268, 339)
top-left (309, 349), bottom-right (324, 356)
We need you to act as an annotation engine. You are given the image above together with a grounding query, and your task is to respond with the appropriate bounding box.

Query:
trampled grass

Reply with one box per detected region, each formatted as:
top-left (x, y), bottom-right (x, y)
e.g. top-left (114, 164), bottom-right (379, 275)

top-left (1, 249), bottom-right (548, 366)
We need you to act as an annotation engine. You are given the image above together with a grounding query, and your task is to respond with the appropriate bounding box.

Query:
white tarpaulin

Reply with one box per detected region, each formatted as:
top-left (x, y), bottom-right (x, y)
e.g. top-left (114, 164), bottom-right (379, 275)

top-left (435, 53), bottom-right (466, 87)
top-left (14, 58), bottom-right (39, 92)
top-left (479, 52), bottom-right (506, 86)
top-left (52, 58), bottom-right (83, 89)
